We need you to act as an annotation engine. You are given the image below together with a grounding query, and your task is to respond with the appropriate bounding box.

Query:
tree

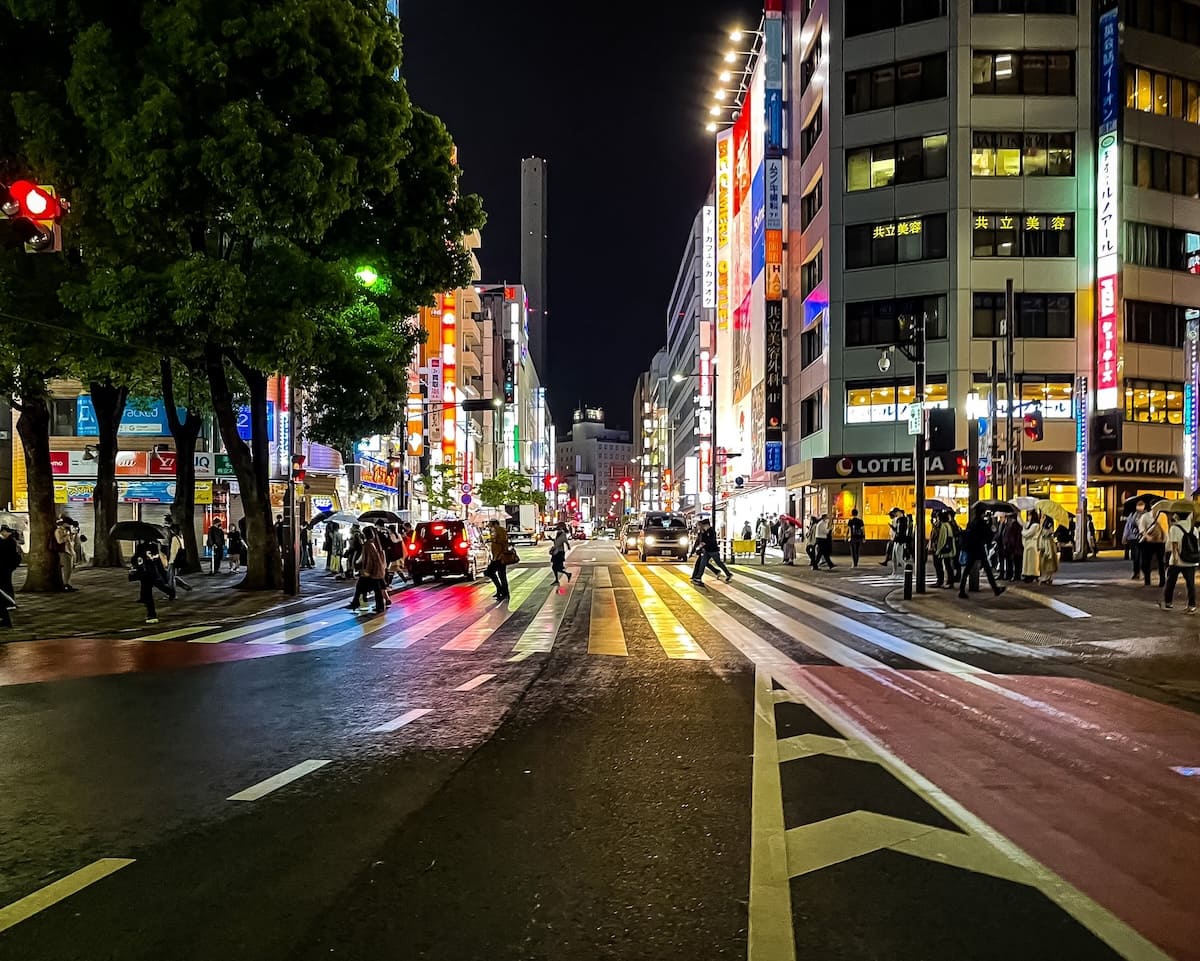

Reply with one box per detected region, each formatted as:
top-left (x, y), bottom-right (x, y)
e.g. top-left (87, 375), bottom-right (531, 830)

top-left (59, 0), bottom-right (483, 590)
top-left (479, 469), bottom-right (547, 512)
top-left (419, 462), bottom-right (462, 514)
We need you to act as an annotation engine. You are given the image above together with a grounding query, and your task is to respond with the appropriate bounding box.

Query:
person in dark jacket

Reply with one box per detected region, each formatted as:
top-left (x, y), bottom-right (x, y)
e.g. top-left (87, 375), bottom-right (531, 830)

top-left (1000, 514), bottom-right (1023, 581)
top-left (691, 520), bottom-right (732, 584)
top-left (132, 541), bottom-right (175, 623)
top-left (206, 519), bottom-right (226, 575)
top-left (957, 506), bottom-right (1007, 600)
top-left (0, 525), bottom-right (22, 628)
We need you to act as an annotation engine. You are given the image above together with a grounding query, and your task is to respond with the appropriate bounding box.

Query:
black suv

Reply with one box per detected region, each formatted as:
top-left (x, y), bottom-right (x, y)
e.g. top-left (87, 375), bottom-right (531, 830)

top-left (406, 520), bottom-right (488, 585)
top-left (637, 513), bottom-right (690, 562)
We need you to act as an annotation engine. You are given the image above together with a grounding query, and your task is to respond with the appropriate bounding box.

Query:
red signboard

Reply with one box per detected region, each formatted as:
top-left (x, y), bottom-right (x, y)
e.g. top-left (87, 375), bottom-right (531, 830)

top-left (149, 449), bottom-right (177, 476)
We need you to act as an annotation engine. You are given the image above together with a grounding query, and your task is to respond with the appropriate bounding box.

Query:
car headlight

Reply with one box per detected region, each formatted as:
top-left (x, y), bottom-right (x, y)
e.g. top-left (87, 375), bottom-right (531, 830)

top-left (645, 536), bottom-right (657, 546)
top-left (626, 537), bottom-right (636, 546)
top-left (677, 536), bottom-right (688, 545)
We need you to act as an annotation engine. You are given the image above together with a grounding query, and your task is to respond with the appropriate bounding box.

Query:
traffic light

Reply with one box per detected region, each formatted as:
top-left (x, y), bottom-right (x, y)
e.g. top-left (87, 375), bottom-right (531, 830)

top-left (927, 408), bottom-right (955, 451)
top-left (956, 454), bottom-right (969, 479)
top-left (2, 180), bottom-right (67, 253)
top-left (1023, 410), bottom-right (1044, 442)
top-left (291, 454), bottom-right (306, 483)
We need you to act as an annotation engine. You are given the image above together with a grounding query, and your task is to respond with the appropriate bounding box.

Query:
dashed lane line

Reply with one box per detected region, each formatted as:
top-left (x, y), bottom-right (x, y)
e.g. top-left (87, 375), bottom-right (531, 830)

top-left (453, 673), bottom-right (496, 692)
top-left (1005, 585), bottom-right (1092, 619)
top-left (226, 759), bottom-right (330, 802)
top-left (0, 859), bottom-right (135, 935)
top-left (371, 708), bottom-right (433, 733)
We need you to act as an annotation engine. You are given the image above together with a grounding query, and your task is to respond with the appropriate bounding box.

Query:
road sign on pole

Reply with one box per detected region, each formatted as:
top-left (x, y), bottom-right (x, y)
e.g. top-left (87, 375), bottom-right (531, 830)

top-left (461, 494), bottom-right (472, 505)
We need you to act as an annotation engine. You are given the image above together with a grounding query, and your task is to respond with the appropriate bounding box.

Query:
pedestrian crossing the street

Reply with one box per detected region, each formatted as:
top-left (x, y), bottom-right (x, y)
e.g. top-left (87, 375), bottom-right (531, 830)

top-left (112, 561), bottom-right (1073, 676)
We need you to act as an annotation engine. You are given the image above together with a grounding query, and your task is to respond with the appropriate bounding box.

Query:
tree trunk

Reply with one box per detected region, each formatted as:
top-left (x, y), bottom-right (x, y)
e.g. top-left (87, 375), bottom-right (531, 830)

top-left (14, 393), bottom-right (63, 592)
top-left (205, 346), bottom-right (281, 590)
top-left (162, 359), bottom-right (203, 574)
top-left (88, 380), bottom-right (128, 567)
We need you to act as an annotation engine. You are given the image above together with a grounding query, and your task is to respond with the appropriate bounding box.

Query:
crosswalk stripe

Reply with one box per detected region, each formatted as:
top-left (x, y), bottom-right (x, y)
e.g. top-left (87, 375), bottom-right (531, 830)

top-left (372, 590), bottom-right (493, 649)
top-left (138, 624), bottom-right (220, 642)
top-left (622, 564), bottom-right (709, 660)
top-left (454, 672), bottom-right (496, 692)
top-left (245, 614), bottom-right (348, 645)
top-left (699, 569), bottom-right (989, 675)
top-left (594, 566), bottom-right (614, 588)
top-left (440, 569), bottom-right (552, 651)
top-left (371, 708), bottom-right (432, 733)
top-left (184, 599), bottom-right (350, 644)
top-left (511, 574), bottom-right (576, 654)
top-left (650, 566), bottom-right (879, 669)
top-left (588, 574), bottom-right (627, 656)
top-left (734, 568), bottom-right (883, 613)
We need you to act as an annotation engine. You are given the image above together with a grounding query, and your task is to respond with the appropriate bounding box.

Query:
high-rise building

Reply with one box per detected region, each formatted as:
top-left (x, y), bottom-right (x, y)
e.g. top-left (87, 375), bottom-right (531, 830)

top-left (520, 157), bottom-right (549, 377)
top-left (555, 407), bottom-right (633, 520)
top-left (633, 349), bottom-right (671, 512)
top-left (707, 0), bottom-right (1200, 547)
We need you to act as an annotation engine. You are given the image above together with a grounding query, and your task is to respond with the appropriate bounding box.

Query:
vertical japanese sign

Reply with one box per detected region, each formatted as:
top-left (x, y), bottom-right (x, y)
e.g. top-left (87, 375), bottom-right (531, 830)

top-left (764, 11), bottom-right (784, 153)
top-left (1186, 316), bottom-right (1200, 493)
top-left (277, 376), bottom-right (291, 477)
top-left (764, 301), bottom-right (784, 448)
top-left (732, 92), bottom-right (753, 312)
top-left (702, 205), bottom-right (716, 309)
top-left (1075, 374), bottom-right (1090, 553)
top-left (441, 292), bottom-right (457, 466)
top-left (406, 354), bottom-right (423, 457)
top-left (427, 356), bottom-right (442, 444)
top-left (765, 158), bottom-right (784, 301)
top-left (715, 131), bottom-right (732, 331)
top-left (1096, 4), bottom-right (1120, 411)
top-left (699, 344), bottom-right (712, 501)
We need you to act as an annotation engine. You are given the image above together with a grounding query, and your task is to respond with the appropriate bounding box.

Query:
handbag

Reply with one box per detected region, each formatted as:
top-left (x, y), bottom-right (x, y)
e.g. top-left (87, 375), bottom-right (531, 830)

top-left (958, 549), bottom-right (969, 567)
top-left (502, 548), bottom-right (520, 565)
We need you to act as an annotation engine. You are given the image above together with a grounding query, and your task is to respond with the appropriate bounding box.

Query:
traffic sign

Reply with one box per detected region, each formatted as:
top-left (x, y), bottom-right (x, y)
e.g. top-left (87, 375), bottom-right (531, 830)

top-left (461, 494), bottom-right (472, 505)
top-left (907, 403), bottom-right (923, 436)
top-left (461, 483), bottom-right (472, 494)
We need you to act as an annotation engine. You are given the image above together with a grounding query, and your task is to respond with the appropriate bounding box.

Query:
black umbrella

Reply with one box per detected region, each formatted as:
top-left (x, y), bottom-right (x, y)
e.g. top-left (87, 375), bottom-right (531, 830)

top-left (1122, 492), bottom-right (1165, 514)
top-left (358, 509), bottom-right (402, 525)
top-left (109, 520), bottom-right (166, 542)
top-left (972, 499), bottom-right (1018, 515)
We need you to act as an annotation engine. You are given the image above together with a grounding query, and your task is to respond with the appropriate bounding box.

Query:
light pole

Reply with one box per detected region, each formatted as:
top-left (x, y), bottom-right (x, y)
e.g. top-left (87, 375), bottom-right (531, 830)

top-left (886, 313), bottom-right (928, 598)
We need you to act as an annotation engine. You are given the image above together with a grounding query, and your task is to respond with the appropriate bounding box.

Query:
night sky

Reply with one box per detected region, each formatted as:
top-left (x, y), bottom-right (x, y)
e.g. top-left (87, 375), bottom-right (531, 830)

top-left (398, 1), bottom-right (762, 432)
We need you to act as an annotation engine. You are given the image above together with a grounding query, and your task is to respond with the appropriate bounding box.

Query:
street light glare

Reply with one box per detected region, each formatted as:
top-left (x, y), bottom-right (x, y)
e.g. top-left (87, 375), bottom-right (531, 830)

top-left (723, 51), bottom-right (736, 63)
top-left (705, 122), bottom-right (717, 132)
top-left (354, 265), bottom-right (379, 288)
top-left (730, 29), bottom-right (743, 41)
top-left (672, 373), bottom-right (685, 383)
top-left (708, 105), bottom-right (721, 116)
top-left (719, 70), bottom-right (732, 82)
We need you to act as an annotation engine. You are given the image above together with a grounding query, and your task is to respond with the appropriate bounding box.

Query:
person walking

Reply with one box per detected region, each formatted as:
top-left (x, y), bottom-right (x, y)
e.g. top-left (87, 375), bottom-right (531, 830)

top-left (814, 513), bottom-right (836, 570)
top-left (485, 519), bottom-right (512, 600)
top-left (890, 509), bottom-right (910, 577)
top-left (341, 524), bottom-right (364, 580)
top-left (549, 523), bottom-right (573, 587)
top-left (1139, 508), bottom-right (1166, 588)
top-left (166, 525), bottom-right (193, 592)
top-left (206, 518), bottom-right (226, 575)
top-left (1160, 510), bottom-right (1199, 612)
top-left (326, 522), bottom-right (343, 575)
top-left (1124, 502), bottom-right (1147, 579)
top-left (741, 520), bottom-right (753, 542)
top-left (1000, 514), bottom-right (1023, 581)
top-left (347, 527), bottom-right (388, 614)
top-left (1039, 516), bottom-right (1061, 585)
top-left (756, 515), bottom-right (771, 563)
top-left (226, 525), bottom-right (246, 574)
top-left (779, 520), bottom-right (796, 566)
top-left (933, 510), bottom-right (959, 588)
top-left (300, 522), bottom-right (315, 569)
top-left (691, 519), bottom-right (732, 584)
top-left (131, 541), bottom-right (175, 624)
top-left (0, 525), bottom-right (22, 628)
top-left (1087, 516), bottom-right (1099, 557)
top-left (323, 523), bottom-right (336, 571)
top-left (846, 509), bottom-right (865, 568)
top-left (805, 516), bottom-right (820, 569)
top-left (1021, 511), bottom-right (1042, 583)
top-left (957, 504), bottom-right (1007, 600)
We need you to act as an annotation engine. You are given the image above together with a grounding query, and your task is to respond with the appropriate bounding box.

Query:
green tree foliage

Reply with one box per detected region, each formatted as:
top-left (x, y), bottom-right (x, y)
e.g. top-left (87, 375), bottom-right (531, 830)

top-left (419, 462), bottom-right (462, 513)
top-left (479, 469), bottom-right (547, 512)
top-left (2, 0), bottom-right (484, 590)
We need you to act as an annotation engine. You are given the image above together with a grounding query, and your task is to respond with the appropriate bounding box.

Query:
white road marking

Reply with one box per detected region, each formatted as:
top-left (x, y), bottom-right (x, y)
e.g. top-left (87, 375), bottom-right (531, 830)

top-left (0, 859), bottom-right (135, 935)
top-left (511, 574), bottom-right (576, 654)
top-left (245, 616), bottom-right (341, 645)
top-left (453, 673), bottom-right (496, 692)
top-left (184, 600), bottom-right (350, 644)
top-left (371, 708), bottom-right (433, 733)
top-left (1006, 586), bottom-right (1092, 618)
top-left (621, 565), bottom-right (709, 660)
top-left (508, 650), bottom-right (536, 663)
top-left (735, 568), bottom-right (883, 613)
top-left (588, 572), bottom-right (627, 656)
top-left (440, 570), bottom-right (552, 651)
top-left (138, 625), bottom-right (219, 642)
top-left (227, 759), bottom-right (330, 802)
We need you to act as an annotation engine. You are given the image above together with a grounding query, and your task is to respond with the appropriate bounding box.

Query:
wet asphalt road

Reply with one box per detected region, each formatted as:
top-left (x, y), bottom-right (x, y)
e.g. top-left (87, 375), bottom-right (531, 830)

top-left (0, 544), bottom-right (1194, 960)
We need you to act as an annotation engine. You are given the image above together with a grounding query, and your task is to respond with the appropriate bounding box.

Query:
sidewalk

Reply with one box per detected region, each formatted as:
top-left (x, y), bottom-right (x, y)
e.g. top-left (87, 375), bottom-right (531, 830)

top-left (0, 564), bottom-right (359, 643)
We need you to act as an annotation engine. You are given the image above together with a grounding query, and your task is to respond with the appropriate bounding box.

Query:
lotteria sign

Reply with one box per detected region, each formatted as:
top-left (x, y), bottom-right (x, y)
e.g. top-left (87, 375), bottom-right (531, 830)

top-left (811, 452), bottom-right (966, 480)
top-left (1096, 4), bottom-right (1121, 411)
top-left (1095, 453), bottom-right (1182, 478)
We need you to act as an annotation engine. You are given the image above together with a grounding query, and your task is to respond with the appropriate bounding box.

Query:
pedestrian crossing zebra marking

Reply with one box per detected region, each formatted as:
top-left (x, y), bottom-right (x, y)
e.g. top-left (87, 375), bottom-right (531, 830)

top-left (738, 568), bottom-right (883, 614)
top-left (511, 572), bottom-right (576, 654)
top-left (440, 570), bottom-right (551, 652)
top-left (588, 572), bottom-right (627, 656)
top-left (621, 564), bottom-right (709, 660)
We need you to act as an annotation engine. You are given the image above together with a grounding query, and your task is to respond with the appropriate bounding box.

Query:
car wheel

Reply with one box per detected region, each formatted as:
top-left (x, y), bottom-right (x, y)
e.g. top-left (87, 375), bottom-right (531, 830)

top-left (411, 573), bottom-right (423, 586)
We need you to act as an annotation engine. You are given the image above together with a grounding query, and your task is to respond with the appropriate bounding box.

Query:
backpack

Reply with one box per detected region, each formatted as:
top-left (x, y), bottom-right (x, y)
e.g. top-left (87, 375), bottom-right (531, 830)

top-left (1174, 524), bottom-right (1200, 565)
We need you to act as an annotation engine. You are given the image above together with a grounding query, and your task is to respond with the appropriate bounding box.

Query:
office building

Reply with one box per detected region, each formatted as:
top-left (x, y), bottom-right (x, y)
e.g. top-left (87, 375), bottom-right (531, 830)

top-left (520, 157), bottom-right (549, 378)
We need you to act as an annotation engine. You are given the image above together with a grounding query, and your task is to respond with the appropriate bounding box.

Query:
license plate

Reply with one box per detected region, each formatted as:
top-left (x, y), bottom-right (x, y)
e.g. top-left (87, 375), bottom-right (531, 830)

top-left (430, 552), bottom-right (446, 561)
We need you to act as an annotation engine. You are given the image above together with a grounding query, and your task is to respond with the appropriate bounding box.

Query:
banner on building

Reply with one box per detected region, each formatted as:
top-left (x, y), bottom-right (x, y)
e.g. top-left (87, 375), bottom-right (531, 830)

top-left (715, 130), bottom-right (733, 331)
top-left (764, 300), bottom-right (784, 452)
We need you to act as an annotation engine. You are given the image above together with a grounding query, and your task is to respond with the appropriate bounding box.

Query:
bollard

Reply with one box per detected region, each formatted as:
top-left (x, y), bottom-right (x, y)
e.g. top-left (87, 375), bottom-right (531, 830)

top-left (903, 562), bottom-right (913, 600)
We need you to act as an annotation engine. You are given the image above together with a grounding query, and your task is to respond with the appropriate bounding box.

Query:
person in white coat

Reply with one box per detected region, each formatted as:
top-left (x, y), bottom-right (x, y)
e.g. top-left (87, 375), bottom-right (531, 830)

top-left (1039, 517), bottom-right (1061, 584)
top-left (1021, 510), bottom-right (1042, 583)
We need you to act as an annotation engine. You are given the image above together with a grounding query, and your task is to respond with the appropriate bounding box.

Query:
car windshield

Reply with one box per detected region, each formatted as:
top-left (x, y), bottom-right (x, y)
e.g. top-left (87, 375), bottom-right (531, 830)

top-left (416, 522), bottom-right (463, 548)
top-left (645, 517), bottom-right (686, 530)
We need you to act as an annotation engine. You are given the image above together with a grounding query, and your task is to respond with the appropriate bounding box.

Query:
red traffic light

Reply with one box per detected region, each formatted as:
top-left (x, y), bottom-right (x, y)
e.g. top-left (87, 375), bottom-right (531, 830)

top-left (291, 454), bottom-right (306, 483)
top-left (6, 181), bottom-right (64, 222)
top-left (1023, 411), bottom-right (1044, 442)
top-left (955, 455), bottom-right (969, 479)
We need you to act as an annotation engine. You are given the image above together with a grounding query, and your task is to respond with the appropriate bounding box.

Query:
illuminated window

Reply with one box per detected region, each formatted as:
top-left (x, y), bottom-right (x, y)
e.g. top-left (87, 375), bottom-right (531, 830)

top-left (973, 51), bottom-right (1075, 95)
top-left (846, 378), bottom-right (949, 424)
top-left (1125, 65), bottom-right (1200, 124)
top-left (973, 212), bottom-right (1074, 257)
top-left (971, 377), bottom-right (1075, 419)
top-left (1124, 378), bottom-right (1184, 424)
top-left (972, 132), bottom-right (1074, 177)
top-left (847, 134), bottom-right (949, 191)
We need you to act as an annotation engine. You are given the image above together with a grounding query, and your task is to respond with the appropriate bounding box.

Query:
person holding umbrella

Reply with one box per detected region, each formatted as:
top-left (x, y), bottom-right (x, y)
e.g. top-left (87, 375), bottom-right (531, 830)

top-left (131, 541), bottom-right (175, 624)
top-left (0, 525), bottom-right (22, 628)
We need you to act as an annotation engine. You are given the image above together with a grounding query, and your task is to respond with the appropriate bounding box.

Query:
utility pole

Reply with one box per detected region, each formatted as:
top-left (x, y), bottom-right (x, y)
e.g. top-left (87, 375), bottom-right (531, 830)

top-left (913, 316), bottom-right (928, 596)
top-left (1004, 277), bottom-right (1016, 501)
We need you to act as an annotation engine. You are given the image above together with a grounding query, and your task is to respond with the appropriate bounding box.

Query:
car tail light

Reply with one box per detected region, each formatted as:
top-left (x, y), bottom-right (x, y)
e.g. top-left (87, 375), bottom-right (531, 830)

top-left (432, 523), bottom-right (445, 535)
top-left (454, 539), bottom-right (470, 555)
top-left (407, 538), bottom-right (421, 556)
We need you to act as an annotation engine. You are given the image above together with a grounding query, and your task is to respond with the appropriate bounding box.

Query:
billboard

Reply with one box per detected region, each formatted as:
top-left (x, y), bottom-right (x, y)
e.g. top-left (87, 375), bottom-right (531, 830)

top-left (764, 13), bottom-right (784, 152)
top-left (715, 131), bottom-right (733, 331)
top-left (702, 205), bottom-right (715, 309)
top-left (1096, 3), bottom-right (1120, 411)
top-left (441, 292), bottom-right (457, 465)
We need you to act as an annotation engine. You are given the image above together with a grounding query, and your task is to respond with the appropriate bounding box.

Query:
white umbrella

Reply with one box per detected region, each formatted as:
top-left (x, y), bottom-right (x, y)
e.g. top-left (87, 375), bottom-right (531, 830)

top-left (1013, 496), bottom-right (1038, 511)
top-left (0, 511), bottom-right (27, 530)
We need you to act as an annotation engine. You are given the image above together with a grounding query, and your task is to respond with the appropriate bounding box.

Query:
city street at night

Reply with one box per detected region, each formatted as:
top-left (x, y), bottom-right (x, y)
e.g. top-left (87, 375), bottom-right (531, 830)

top-left (1, 546), bottom-right (1195, 961)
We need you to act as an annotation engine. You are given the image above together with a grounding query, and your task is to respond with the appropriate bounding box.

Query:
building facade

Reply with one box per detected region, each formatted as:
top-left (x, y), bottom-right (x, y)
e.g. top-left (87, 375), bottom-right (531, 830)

top-left (715, 0), bottom-right (1200, 544)
top-left (520, 157), bottom-right (549, 379)
top-left (555, 407), bottom-right (633, 522)
top-left (633, 348), bottom-right (672, 512)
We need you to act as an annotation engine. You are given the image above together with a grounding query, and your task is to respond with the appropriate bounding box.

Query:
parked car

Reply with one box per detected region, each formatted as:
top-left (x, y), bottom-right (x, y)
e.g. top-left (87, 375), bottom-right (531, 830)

top-left (406, 519), bottom-right (488, 585)
top-left (638, 512), bottom-right (690, 562)
top-left (571, 526), bottom-right (587, 541)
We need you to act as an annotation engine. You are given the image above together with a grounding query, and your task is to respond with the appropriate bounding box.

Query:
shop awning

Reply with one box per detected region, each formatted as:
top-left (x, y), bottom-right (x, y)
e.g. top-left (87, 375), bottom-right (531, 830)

top-left (302, 473), bottom-right (340, 496)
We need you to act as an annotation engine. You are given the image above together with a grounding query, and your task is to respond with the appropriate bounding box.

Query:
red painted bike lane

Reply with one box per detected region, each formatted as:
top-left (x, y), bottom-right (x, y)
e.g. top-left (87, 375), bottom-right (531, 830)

top-left (798, 665), bottom-right (1200, 961)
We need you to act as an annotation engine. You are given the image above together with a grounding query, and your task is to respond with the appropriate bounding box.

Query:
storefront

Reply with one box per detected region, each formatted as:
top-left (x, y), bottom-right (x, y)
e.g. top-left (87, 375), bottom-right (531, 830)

top-left (1093, 452), bottom-right (1185, 542)
top-left (723, 481), bottom-right (788, 540)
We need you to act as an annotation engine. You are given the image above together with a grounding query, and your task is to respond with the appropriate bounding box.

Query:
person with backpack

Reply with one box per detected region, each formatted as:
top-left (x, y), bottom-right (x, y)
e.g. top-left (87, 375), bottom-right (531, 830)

top-left (1139, 508), bottom-right (1167, 588)
top-left (1124, 501), bottom-right (1148, 579)
top-left (845, 509), bottom-right (865, 568)
top-left (1160, 511), bottom-right (1199, 612)
top-left (0, 524), bottom-right (22, 628)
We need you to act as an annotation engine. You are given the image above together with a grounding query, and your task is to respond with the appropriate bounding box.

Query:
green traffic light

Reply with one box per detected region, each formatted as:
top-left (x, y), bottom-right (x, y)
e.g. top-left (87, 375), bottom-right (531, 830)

top-left (355, 265), bottom-right (379, 288)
